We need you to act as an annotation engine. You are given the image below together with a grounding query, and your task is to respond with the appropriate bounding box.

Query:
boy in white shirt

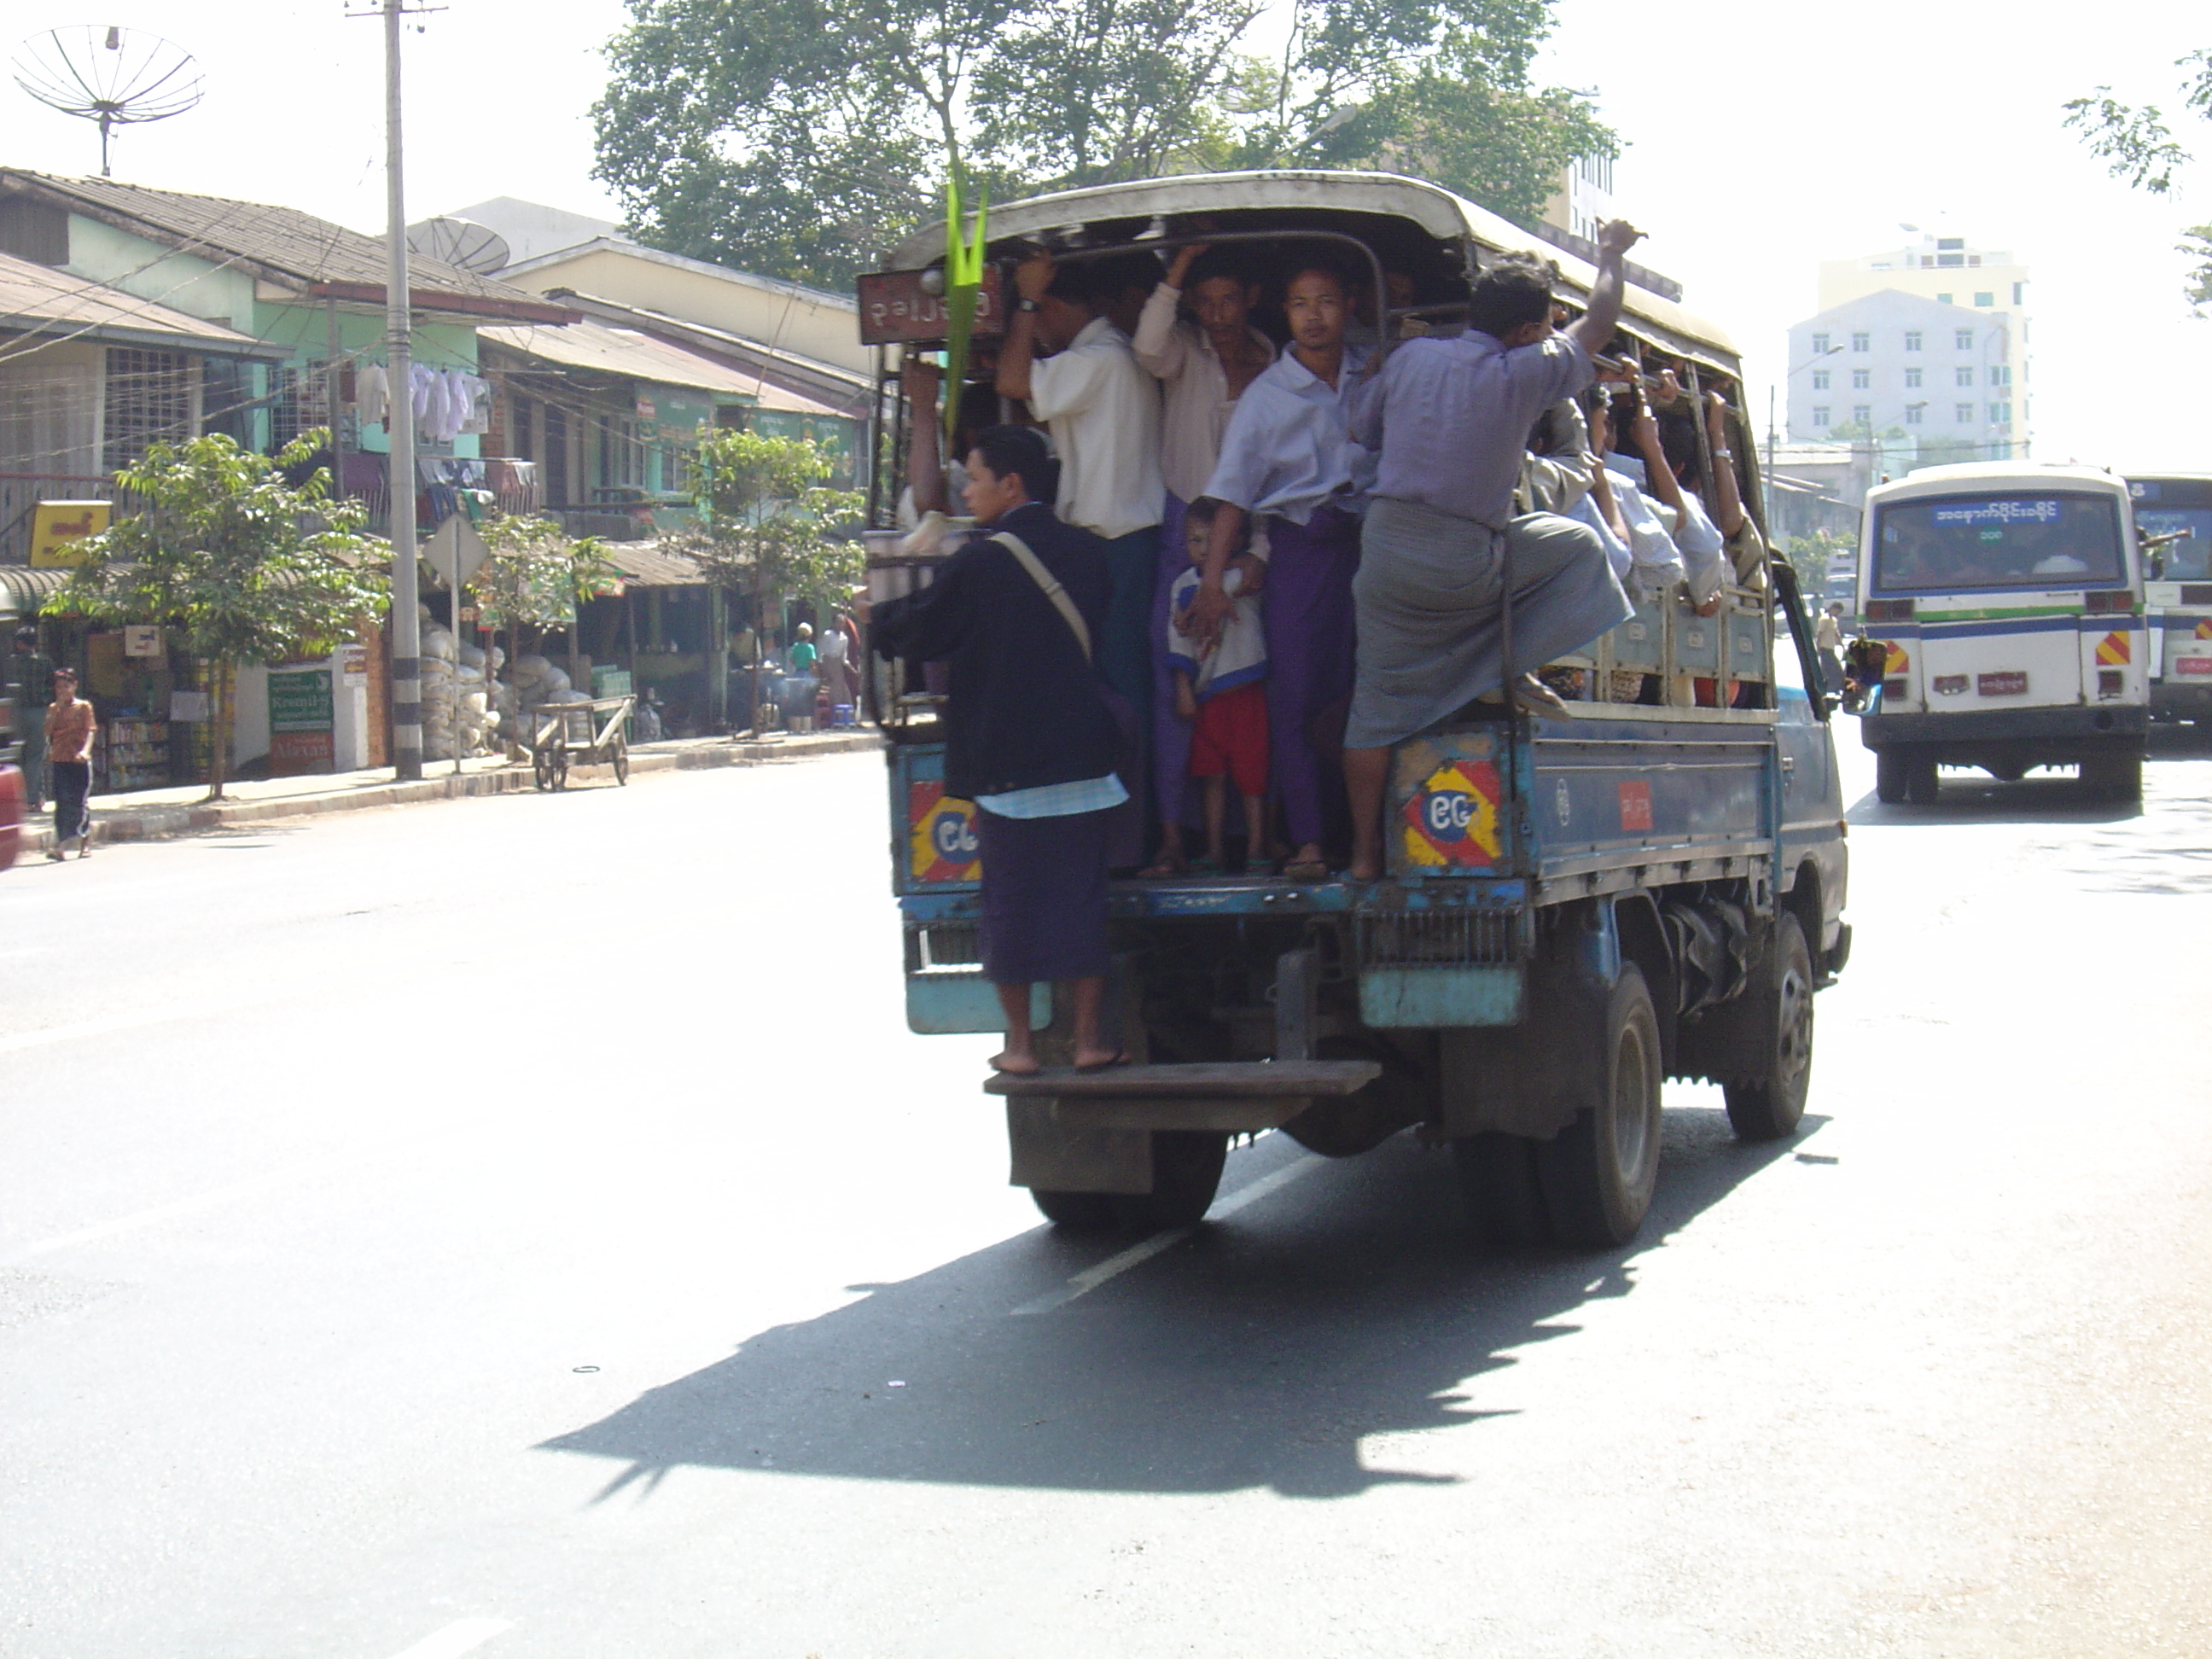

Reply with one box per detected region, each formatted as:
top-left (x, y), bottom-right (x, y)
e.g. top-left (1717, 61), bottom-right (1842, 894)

top-left (1161, 509), bottom-right (1270, 876)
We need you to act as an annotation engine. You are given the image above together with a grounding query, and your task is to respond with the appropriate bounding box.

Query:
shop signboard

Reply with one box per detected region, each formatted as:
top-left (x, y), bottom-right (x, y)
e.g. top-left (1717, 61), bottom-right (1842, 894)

top-left (267, 667), bottom-right (335, 775)
top-left (28, 500), bottom-right (110, 568)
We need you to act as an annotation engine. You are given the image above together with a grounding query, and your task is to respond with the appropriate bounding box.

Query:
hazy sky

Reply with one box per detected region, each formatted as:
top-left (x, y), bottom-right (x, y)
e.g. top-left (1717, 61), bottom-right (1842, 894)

top-left (6, 1), bottom-right (2209, 470)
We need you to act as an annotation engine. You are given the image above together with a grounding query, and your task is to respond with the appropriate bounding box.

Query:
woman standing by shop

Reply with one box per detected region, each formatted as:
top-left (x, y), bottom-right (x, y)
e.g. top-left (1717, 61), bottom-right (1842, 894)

top-left (44, 667), bottom-right (96, 860)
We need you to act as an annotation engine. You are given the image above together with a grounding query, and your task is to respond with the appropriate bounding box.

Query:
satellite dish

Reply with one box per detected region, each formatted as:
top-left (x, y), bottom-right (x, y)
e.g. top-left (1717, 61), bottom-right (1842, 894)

top-left (13, 26), bottom-right (204, 178)
top-left (408, 217), bottom-right (511, 275)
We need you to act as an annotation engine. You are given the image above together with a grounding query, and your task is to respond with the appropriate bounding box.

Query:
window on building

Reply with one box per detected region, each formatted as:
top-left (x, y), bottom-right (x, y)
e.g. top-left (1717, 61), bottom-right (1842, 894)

top-left (1853, 404), bottom-right (1871, 425)
top-left (1955, 402), bottom-right (1974, 423)
top-left (1905, 367), bottom-right (1923, 387)
top-left (1974, 291), bottom-right (1994, 306)
top-left (1937, 237), bottom-right (1964, 251)
top-left (1904, 330), bottom-right (1923, 351)
top-left (102, 347), bottom-right (195, 469)
top-left (1936, 292), bottom-right (1953, 304)
top-left (1812, 405), bottom-right (1831, 427)
top-left (1955, 328), bottom-right (1974, 350)
top-left (1953, 366), bottom-right (1973, 388)
top-left (1989, 364), bottom-right (2011, 387)
top-left (595, 413), bottom-right (644, 490)
top-left (1852, 369), bottom-right (1871, 390)
top-left (2012, 281), bottom-right (2024, 305)
top-left (1812, 370), bottom-right (1831, 391)
top-left (269, 360), bottom-right (331, 452)
top-left (1989, 402), bottom-right (2012, 426)
top-left (1905, 405), bottom-right (1924, 425)
top-left (1851, 332), bottom-right (1870, 352)
top-left (1811, 332), bottom-right (1831, 355)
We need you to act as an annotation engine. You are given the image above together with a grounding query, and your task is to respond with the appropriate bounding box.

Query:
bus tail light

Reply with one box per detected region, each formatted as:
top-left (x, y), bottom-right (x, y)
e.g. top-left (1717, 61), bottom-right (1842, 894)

top-left (2085, 589), bottom-right (2138, 614)
top-left (2098, 669), bottom-right (2123, 698)
top-left (1866, 599), bottom-right (1915, 622)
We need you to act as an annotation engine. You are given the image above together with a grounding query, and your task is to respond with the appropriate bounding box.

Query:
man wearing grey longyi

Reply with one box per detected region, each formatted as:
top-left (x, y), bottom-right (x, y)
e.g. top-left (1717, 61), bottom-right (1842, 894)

top-left (1341, 218), bottom-right (1644, 881)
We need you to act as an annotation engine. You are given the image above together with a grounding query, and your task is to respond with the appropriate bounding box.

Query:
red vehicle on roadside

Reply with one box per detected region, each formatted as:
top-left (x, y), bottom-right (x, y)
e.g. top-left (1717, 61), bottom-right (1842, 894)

top-left (0, 754), bottom-right (21, 870)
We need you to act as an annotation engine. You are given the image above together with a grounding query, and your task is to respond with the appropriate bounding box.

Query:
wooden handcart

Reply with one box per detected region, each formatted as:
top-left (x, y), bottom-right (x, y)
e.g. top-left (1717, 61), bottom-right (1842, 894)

top-left (528, 695), bottom-right (633, 790)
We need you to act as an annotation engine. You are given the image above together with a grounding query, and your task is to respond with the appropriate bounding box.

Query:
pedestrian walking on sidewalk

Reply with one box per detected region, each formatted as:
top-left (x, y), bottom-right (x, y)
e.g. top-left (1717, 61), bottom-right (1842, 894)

top-left (44, 667), bottom-right (96, 860)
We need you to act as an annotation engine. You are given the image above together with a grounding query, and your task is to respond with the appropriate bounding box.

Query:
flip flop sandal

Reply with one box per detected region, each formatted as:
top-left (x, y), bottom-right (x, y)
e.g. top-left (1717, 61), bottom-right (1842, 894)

top-left (1075, 1051), bottom-right (1131, 1074)
top-left (1279, 858), bottom-right (1330, 882)
top-left (1187, 855), bottom-right (1225, 876)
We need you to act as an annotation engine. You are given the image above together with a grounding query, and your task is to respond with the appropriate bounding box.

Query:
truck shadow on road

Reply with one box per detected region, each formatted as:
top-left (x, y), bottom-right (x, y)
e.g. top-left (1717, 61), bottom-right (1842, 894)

top-left (542, 1104), bottom-right (1818, 1503)
top-left (1847, 777), bottom-right (2140, 826)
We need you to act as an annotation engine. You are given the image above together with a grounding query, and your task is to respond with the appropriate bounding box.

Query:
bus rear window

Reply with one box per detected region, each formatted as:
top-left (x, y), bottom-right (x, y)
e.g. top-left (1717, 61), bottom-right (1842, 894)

top-left (1872, 494), bottom-right (2124, 593)
top-left (2133, 507), bottom-right (2212, 579)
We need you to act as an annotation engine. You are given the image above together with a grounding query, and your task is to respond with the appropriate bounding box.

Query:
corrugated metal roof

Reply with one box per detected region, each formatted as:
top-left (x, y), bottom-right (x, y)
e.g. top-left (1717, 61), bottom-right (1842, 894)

top-left (0, 249), bottom-right (278, 356)
top-left (0, 171), bottom-right (561, 317)
top-left (0, 566), bottom-right (76, 616)
top-left (600, 540), bottom-right (707, 587)
top-left (482, 320), bottom-right (846, 418)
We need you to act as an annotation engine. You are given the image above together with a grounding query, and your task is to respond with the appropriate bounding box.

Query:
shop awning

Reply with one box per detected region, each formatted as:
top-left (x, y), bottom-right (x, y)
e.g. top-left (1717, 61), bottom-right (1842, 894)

top-left (0, 565), bottom-right (75, 618)
top-left (600, 541), bottom-right (708, 587)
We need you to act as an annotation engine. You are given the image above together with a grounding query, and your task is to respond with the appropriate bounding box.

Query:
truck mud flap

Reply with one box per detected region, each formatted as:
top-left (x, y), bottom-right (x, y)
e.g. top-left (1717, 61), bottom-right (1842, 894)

top-left (1359, 964), bottom-right (1524, 1027)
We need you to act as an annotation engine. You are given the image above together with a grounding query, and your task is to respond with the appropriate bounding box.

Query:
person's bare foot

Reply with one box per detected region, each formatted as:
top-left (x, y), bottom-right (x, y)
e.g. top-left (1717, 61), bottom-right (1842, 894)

top-left (1074, 1045), bottom-right (1127, 1072)
top-left (1347, 859), bottom-right (1382, 882)
top-left (989, 1050), bottom-right (1042, 1075)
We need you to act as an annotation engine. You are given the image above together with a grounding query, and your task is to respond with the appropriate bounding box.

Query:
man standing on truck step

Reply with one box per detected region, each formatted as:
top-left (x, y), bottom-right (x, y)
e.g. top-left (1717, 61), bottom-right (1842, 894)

top-left (1339, 220), bottom-right (1645, 882)
top-left (997, 251), bottom-right (1165, 807)
top-left (866, 426), bottom-right (1127, 1075)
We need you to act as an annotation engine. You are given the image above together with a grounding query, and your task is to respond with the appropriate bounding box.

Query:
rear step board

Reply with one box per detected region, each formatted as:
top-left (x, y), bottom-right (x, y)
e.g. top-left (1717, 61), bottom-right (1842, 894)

top-left (986, 1060), bottom-right (1381, 1098)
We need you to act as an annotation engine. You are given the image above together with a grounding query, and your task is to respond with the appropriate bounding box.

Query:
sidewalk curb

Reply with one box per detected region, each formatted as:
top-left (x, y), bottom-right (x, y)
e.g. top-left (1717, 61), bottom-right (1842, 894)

top-left (21, 731), bottom-right (883, 853)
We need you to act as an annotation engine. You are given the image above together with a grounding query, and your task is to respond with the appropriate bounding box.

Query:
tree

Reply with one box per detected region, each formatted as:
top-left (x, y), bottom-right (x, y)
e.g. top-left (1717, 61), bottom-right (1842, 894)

top-left (469, 515), bottom-right (614, 644)
top-left (592, 0), bottom-right (1611, 288)
top-left (672, 425), bottom-right (864, 661)
top-left (2065, 51), bottom-right (2212, 312)
top-left (1782, 528), bottom-right (1851, 603)
top-left (46, 430), bottom-right (386, 801)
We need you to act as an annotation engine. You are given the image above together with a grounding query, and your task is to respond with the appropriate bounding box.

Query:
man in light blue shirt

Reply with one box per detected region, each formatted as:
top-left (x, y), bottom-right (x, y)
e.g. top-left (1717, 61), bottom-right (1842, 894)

top-left (1190, 260), bottom-right (1375, 879)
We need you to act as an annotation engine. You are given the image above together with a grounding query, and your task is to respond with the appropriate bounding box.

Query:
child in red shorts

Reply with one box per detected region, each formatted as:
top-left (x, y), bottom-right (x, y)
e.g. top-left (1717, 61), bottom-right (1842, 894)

top-left (1167, 509), bottom-right (1270, 874)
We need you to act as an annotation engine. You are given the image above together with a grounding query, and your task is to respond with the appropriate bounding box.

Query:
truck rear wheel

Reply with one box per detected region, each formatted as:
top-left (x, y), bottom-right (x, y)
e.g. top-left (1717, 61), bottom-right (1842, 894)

top-left (1536, 964), bottom-right (1663, 1247)
top-left (1453, 1132), bottom-right (1548, 1245)
top-left (1722, 912), bottom-right (1814, 1143)
top-left (1874, 748), bottom-right (1907, 803)
top-left (1031, 1131), bottom-right (1230, 1234)
top-left (1117, 1131), bottom-right (1229, 1231)
top-left (1031, 1189), bottom-right (1120, 1230)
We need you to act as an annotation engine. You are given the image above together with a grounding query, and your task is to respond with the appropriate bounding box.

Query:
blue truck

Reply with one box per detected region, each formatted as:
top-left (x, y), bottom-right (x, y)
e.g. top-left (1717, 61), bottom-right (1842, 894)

top-left (862, 173), bottom-right (1850, 1246)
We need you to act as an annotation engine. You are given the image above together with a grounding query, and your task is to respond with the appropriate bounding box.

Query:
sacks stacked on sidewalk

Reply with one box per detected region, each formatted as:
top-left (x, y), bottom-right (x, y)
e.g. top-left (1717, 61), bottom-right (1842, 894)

top-left (508, 654), bottom-right (591, 744)
top-left (420, 621), bottom-right (461, 760)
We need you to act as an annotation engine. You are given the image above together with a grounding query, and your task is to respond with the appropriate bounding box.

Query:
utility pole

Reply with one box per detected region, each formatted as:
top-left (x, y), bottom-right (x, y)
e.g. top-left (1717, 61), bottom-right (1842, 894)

top-left (383, 0), bottom-right (422, 780)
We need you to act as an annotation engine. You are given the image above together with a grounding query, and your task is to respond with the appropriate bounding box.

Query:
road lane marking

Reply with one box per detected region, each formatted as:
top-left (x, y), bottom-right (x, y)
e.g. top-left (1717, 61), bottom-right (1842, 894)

top-left (1010, 1154), bottom-right (1321, 1315)
top-left (381, 1619), bottom-right (514, 1659)
top-left (0, 997), bottom-right (246, 1057)
top-left (0, 1165), bottom-right (311, 1267)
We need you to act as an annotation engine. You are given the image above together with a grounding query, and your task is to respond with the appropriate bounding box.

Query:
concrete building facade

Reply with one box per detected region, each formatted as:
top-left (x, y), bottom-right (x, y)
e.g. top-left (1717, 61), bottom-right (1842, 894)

top-left (1784, 288), bottom-right (2020, 462)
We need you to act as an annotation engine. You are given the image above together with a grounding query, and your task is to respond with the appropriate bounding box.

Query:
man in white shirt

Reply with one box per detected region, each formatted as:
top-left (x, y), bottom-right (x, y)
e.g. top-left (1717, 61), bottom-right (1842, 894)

top-left (998, 253), bottom-right (1166, 748)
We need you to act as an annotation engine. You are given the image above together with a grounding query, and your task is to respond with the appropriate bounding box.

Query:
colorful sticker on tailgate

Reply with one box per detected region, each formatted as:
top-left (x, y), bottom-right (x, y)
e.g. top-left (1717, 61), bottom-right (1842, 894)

top-left (1400, 759), bottom-right (1503, 868)
top-left (908, 779), bottom-right (981, 882)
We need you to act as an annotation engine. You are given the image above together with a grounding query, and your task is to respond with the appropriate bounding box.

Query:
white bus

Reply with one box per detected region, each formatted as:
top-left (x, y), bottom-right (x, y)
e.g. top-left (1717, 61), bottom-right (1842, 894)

top-left (2125, 473), bottom-right (2212, 724)
top-left (1859, 463), bottom-right (2147, 803)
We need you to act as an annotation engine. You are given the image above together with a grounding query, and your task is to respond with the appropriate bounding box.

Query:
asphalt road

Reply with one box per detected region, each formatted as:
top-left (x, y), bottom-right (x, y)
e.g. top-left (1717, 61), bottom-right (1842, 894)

top-left (3, 730), bottom-right (2209, 1658)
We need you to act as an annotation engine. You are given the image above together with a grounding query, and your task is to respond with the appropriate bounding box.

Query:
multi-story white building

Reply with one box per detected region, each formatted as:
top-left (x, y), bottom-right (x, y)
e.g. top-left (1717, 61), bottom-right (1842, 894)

top-left (1784, 288), bottom-right (2022, 460)
top-left (1819, 231), bottom-right (2029, 340)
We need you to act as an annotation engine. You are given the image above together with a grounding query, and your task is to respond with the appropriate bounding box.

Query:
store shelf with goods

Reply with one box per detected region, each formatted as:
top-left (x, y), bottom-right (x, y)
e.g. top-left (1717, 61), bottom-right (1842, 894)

top-left (106, 718), bottom-right (172, 791)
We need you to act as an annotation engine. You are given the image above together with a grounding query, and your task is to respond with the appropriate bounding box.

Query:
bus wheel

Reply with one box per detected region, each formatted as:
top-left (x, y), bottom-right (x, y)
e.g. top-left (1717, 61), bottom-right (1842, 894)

top-left (1113, 1131), bottom-right (1229, 1232)
top-left (2081, 754), bottom-right (2142, 801)
top-left (1723, 912), bottom-right (1814, 1143)
top-left (1904, 754), bottom-right (1941, 805)
top-left (1031, 1189), bottom-right (1120, 1231)
top-left (1536, 964), bottom-right (1663, 1248)
top-left (1874, 748), bottom-right (1908, 803)
top-left (1453, 1132), bottom-right (1548, 1245)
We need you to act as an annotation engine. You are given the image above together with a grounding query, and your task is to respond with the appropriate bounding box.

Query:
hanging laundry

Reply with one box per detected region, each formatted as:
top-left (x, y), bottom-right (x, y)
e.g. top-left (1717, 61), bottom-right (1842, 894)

top-left (358, 363), bottom-right (389, 425)
top-left (456, 372), bottom-right (492, 436)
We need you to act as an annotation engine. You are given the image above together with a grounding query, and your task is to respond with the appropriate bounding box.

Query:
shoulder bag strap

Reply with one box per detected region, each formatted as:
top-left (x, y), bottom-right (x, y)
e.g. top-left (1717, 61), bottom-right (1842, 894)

top-left (989, 531), bottom-right (1092, 664)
